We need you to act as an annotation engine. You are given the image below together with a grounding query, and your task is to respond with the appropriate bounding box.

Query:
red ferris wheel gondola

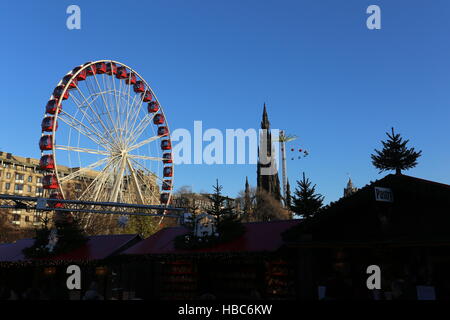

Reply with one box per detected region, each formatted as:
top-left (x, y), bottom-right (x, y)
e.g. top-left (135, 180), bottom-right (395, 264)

top-left (41, 117), bottom-right (58, 132)
top-left (85, 62), bottom-right (96, 76)
top-left (148, 101), bottom-right (159, 113)
top-left (42, 174), bottom-right (59, 189)
top-left (39, 135), bottom-right (53, 151)
top-left (162, 180), bottom-right (172, 191)
top-left (62, 74), bottom-right (77, 89)
top-left (125, 72), bottom-right (136, 85)
top-left (39, 154), bottom-right (55, 170)
top-left (163, 167), bottom-right (173, 177)
top-left (72, 66), bottom-right (87, 81)
top-left (53, 86), bottom-right (69, 100)
top-left (160, 193), bottom-right (170, 203)
top-left (106, 62), bottom-right (117, 75)
top-left (133, 80), bottom-right (145, 93)
top-left (95, 62), bottom-right (107, 74)
top-left (161, 139), bottom-right (171, 150)
top-left (46, 100), bottom-right (62, 115)
top-left (142, 91), bottom-right (152, 102)
top-left (162, 153), bottom-right (172, 164)
top-left (157, 126), bottom-right (169, 136)
top-left (153, 114), bottom-right (165, 125)
top-left (116, 66), bottom-right (127, 79)
top-left (49, 192), bottom-right (64, 208)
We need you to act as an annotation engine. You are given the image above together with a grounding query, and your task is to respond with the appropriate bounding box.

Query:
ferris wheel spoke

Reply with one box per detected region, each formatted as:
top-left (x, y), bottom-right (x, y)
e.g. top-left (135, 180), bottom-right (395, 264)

top-left (58, 111), bottom-right (112, 149)
top-left (69, 93), bottom-right (117, 147)
top-left (68, 94), bottom-right (108, 139)
top-left (131, 164), bottom-right (159, 203)
top-left (90, 71), bottom-right (121, 137)
top-left (127, 134), bottom-right (164, 153)
top-left (125, 112), bottom-right (158, 147)
top-left (58, 157), bottom-right (110, 183)
top-left (128, 154), bottom-right (165, 161)
top-left (55, 145), bottom-right (109, 156)
top-left (126, 158), bottom-right (145, 204)
top-left (130, 157), bottom-right (167, 185)
top-left (79, 157), bottom-right (117, 201)
top-left (124, 86), bottom-right (147, 142)
top-left (113, 69), bottom-right (124, 144)
top-left (109, 156), bottom-right (128, 203)
top-left (72, 83), bottom-right (119, 144)
top-left (107, 67), bottom-right (125, 145)
top-left (107, 64), bottom-right (121, 143)
top-left (92, 167), bottom-right (114, 202)
top-left (124, 88), bottom-right (140, 134)
top-left (84, 78), bottom-right (114, 130)
top-left (124, 71), bottom-right (134, 136)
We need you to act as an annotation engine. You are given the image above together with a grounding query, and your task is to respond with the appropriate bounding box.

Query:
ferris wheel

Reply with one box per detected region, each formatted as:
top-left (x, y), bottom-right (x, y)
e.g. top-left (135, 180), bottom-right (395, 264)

top-left (38, 60), bottom-right (174, 209)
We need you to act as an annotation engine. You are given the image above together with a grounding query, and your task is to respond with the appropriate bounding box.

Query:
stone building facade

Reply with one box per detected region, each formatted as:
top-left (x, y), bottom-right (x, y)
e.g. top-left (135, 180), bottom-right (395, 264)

top-left (0, 152), bottom-right (96, 228)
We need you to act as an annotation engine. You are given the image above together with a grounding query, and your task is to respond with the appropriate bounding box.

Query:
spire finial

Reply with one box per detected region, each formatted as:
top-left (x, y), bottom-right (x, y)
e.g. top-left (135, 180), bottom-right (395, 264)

top-left (261, 103), bottom-right (270, 129)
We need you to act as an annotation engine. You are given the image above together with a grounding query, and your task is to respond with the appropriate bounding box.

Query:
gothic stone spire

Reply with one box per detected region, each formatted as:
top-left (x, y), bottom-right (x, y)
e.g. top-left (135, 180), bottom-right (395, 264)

top-left (261, 102), bottom-right (270, 129)
top-left (257, 103), bottom-right (281, 201)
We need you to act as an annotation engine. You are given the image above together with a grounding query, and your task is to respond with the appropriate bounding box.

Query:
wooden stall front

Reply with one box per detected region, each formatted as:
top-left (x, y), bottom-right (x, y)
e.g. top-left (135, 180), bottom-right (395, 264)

top-left (0, 234), bottom-right (140, 300)
top-left (115, 220), bottom-right (300, 300)
top-left (283, 174), bottom-right (450, 300)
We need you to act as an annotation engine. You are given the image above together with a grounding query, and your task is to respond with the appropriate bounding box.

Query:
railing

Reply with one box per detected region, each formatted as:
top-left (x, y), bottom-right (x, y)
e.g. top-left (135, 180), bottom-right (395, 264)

top-left (0, 193), bottom-right (184, 219)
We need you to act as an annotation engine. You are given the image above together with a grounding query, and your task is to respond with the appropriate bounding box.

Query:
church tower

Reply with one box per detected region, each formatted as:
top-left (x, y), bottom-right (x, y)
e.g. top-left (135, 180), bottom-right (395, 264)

top-left (257, 104), bottom-right (281, 201)
top-left (343, 177), bottom-right (358, 197)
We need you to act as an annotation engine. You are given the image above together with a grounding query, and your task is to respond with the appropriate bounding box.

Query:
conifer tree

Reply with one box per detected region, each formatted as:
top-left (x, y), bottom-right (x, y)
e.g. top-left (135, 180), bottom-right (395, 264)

top-left (292, 172), bottom-right (324, 219)
top-left (207, 179), bottom-right (234, 222)
top-left (243, 177), bottom-right (252, 215)
top-left (371, 127), bottom-right (422, 175)
top-left (207, 179), bottom-right (243, 241)
top-left (285, 179), bottom-right (292, 209)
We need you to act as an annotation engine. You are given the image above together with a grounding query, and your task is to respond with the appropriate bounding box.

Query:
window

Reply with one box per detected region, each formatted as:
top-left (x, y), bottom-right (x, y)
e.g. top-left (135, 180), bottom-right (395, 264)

top-left (28, 176), bottom-right (32, 183)
top-left (36, 187), bottom-right (44, 196)
top-left (5, 183), bottom-right (10, 190)
top-left (25, 216), bottom-right (29, 222)
top-left (6, 172), bottom-right (11, 179)
top-left (15, 184), bottom-right (24, 191)
top-left (15, 173), bottom-right (24, 181)
top-left (37, 177), bottom-right (42, 184)
top-left (13, 214), bottom-right (20, 221)
top-left (27, 186), bottom-right (32, 192)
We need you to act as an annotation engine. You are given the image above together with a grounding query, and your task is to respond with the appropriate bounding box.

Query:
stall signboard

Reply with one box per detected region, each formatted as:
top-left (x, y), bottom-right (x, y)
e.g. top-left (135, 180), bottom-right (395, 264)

top-left (374, 187), bottom-right (394, 203)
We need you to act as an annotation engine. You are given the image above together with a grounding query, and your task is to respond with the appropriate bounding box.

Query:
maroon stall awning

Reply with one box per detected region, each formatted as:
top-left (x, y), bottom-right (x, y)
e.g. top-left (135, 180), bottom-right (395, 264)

top-left (122, 220), bottom-right (300, 256)
top-left (0, 234), bottom-right (139, 263)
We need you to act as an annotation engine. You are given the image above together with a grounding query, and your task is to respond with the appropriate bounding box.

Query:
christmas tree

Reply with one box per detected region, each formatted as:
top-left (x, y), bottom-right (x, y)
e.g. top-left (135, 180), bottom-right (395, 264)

top-left (243, 177), bottom-right (252, 215)
top-left (207, 180), bottom-right (243, 243)
top-left (292, 172), bottom-right (324, 219)
top-left (23, 213), bottom-right (87, 258)
top-left (175, 179), bottom-right (244, 249)
top-left (284, 179), bottom-right (293, 219)
top-left (285, 179), bottom-right (292, 209)
top-left (371, 127), bottom-right (422, 175)
top-left (207, 179), bottom-right (234, 222)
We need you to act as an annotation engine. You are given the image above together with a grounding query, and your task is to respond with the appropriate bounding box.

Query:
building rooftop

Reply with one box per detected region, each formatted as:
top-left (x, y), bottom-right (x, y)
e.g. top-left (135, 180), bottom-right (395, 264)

top-left (122, 220), bottom-right (300, 256)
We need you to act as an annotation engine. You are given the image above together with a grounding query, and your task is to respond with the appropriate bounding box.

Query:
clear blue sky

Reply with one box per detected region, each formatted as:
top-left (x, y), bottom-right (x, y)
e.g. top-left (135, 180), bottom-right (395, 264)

top-left (1, 0), bottom-right (449, 203)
